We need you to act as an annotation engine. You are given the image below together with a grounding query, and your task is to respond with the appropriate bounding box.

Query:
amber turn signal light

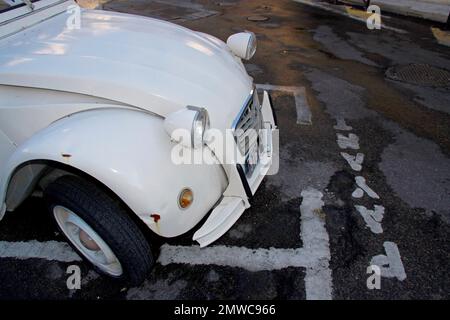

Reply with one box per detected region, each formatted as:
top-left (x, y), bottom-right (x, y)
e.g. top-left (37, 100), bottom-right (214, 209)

top-left (179, 188), bottom-right (194, 209)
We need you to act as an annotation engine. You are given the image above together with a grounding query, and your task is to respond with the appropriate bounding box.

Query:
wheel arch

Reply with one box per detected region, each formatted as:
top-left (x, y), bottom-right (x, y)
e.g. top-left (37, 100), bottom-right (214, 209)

top-left (3, 158), bottom-right (154, 237)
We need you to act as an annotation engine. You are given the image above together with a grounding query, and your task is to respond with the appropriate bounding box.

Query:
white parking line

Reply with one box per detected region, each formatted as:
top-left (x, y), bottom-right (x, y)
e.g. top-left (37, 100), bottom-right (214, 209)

top-left (158, 187), bottom-right (332, 300)
top-left (256, 84), bottom-right (312, 125)
top-left (300, 188), bottom-right (332, 300)
top-left (158, 245), bottom-right (313, 271)
top-left (0, 240), bottom-right (81, 262)
top-left (0, 199), bottom-right (332, 299)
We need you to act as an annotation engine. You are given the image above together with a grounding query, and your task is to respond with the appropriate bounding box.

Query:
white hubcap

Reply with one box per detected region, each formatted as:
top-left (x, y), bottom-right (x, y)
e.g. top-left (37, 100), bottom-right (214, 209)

top-left (53, 206), bottom-right (123, 277)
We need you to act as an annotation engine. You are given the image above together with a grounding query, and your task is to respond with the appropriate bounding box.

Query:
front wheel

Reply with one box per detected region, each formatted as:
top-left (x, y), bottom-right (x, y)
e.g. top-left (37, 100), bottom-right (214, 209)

top-left (44, 175), bottom-right (154, 286)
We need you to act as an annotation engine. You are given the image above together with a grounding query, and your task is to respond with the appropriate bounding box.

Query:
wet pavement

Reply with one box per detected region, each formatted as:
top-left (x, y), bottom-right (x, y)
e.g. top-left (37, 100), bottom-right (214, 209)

top-left (0, 0), bottom-right (449, 300)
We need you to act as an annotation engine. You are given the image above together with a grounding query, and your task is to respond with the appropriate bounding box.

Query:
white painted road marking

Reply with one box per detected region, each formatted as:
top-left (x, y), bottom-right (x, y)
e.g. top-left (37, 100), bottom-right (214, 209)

top-left (256, 84), bottom-right (312, 125)
top-left (158, 245), bottom-right (313, 271)
top-left (355, 205), bottom-right (385, 234)
top-left (0, 240), bottom-right (81, 262)
top-left (371, 242), bottom-right (406, 281)
top-left (337, 133), bottom-right (360, 150)
top-left (333, 117), bottom-right (406, 283)
top-left (156, 188), bottom-right (333, 300)
top-left (300, 188), bottom-right (332, 300)
top-left (341, 152), bottom-right (364, 171)
top-left (334, 118), bottom-right (353, 131)
top-left (352, 176), bottom-right (380, 199)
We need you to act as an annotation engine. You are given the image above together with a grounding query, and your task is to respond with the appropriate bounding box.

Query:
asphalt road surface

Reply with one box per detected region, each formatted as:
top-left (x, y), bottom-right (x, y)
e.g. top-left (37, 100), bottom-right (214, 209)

top-left (0, 0), bottom-right (449, 300)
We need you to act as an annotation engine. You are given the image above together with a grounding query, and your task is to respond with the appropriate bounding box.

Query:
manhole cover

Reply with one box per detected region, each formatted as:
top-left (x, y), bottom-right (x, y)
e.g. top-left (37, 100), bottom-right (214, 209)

top-left (247, 15), bottom-right (270, 22)
top-left (385, 64), bottom-right (450, 88)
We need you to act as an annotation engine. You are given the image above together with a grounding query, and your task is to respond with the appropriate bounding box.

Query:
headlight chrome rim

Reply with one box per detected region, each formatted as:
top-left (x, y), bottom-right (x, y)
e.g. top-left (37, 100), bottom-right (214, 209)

top-left (187, 106), bottom-right (210, 149)
top-left (226, 31), bottom-right (258, 60)
top-left (245, 31), bottom-right (257, 60)
top-left (164, 106), bottom-right (210, 149)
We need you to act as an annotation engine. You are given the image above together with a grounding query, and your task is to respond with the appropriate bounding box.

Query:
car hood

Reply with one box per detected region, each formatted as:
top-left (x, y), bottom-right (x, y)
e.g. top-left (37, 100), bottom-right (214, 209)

top-left (0, 8), bottom-right (253, 129)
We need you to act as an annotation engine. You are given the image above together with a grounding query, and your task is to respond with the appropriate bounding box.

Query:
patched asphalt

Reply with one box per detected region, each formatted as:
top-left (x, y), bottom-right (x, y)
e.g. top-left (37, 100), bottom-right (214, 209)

top-left (0, 0), bottom-right (449, 300)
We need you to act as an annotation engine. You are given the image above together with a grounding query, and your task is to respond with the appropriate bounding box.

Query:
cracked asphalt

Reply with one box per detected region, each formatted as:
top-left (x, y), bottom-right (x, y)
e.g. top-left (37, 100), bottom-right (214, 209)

top-left (0, 0), bottom-right (449, 300)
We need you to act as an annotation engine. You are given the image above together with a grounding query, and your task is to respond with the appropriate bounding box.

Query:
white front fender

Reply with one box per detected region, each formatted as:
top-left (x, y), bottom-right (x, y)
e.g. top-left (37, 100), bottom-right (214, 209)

top-left (0, 108), bottom-right (227, 237)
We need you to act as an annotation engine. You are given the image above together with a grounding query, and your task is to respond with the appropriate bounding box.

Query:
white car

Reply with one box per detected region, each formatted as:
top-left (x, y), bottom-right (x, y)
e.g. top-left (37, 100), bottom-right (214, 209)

top-left (0, 0), bottom-right (277, 285)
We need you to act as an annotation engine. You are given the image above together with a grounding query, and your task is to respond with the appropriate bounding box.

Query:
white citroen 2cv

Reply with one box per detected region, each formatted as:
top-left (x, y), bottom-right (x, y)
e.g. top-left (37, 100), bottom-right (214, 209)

top-left (0, 0), bottom-right (277, 284)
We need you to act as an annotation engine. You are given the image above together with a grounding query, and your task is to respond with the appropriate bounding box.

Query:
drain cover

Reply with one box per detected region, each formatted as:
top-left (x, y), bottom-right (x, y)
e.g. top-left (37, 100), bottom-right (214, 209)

top-left (247, 15), bottom-right (269, 22)
top-left (385, 64), bottom-right (450, 88)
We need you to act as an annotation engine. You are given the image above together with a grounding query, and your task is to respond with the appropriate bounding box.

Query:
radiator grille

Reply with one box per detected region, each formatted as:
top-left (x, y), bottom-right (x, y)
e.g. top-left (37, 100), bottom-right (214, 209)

top-left (234, 91), bottom-right (263, 177)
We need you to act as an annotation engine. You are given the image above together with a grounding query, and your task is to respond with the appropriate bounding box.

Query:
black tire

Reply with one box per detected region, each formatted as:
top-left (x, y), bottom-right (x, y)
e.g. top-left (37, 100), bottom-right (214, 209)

top-left (44, 175), bottom-right (154, 286)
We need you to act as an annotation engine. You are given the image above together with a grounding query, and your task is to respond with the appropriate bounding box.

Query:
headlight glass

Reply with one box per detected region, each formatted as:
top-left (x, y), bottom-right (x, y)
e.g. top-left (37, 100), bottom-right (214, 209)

top-left (246, 32), bottom-right (257, 60)
top-left (164, 106), bottom-right (210, 149)
top-left (189, 106), bottom-right (210, 149)
top-left (226, 32), bottom-right (257, 60)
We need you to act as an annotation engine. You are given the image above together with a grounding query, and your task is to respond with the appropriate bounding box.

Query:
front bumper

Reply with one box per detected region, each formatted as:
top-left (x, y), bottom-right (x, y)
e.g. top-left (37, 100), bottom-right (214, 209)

top-left (193, 90), bottom-right (277, 247)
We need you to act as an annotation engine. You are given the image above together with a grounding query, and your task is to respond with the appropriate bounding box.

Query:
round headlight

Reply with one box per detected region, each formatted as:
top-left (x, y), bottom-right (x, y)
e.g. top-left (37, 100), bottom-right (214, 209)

top-left (226, 31), bottom-right (257, 60)
top-left (190, 106), bottom-right (210, 149)
top-left (163, 106), bottom-right (210, 149)
top-left (246, 32), bottom-right (257, 60)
